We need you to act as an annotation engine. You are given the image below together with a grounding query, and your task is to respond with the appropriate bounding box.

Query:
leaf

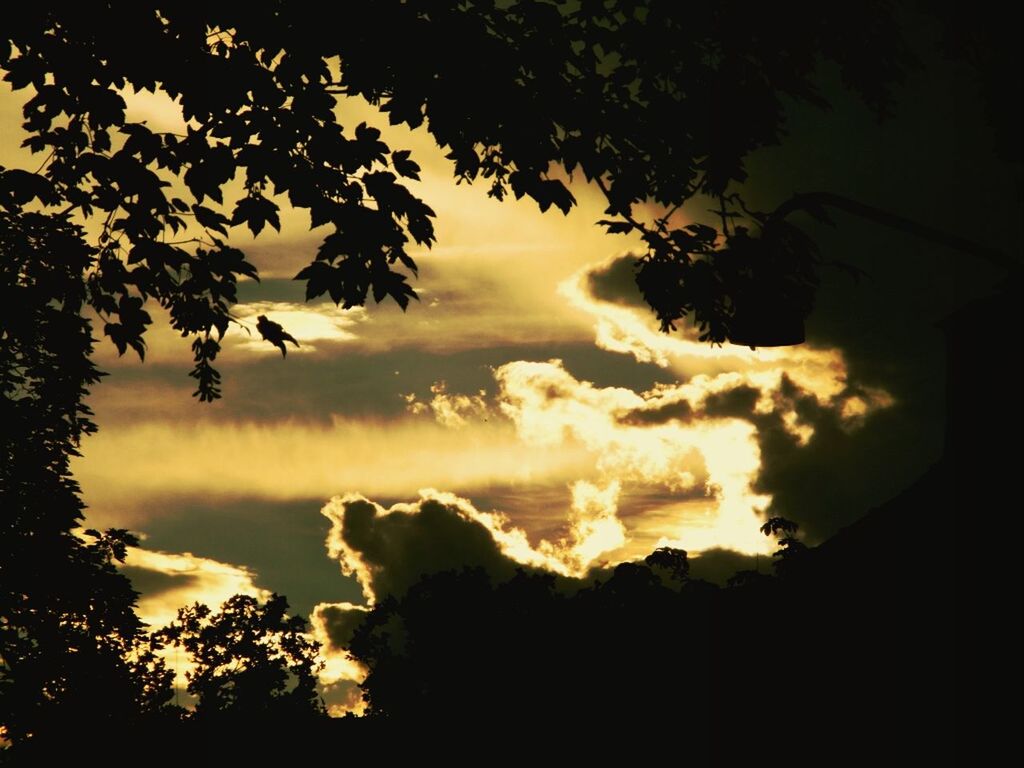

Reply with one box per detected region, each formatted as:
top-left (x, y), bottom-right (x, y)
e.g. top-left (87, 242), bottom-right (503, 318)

top-left (597, 219), bottom-right (635, 235)
top-left (391, 149), bottom-right (421, 180)
top-left (192, 204), bottom-right (230, 235)
top-left (231, 195), bottom-right (281, 236)
top-left (393, 249), bottom-right (418, 275)
top-left (183, 145), bottom-right (235, 204)
top-left (543, 180), bottom-right (576, 215)
top-left (0, 168), bottom-right (59, 206)
top-left (294, 261), bottom-right (335, 301)
top-left (385, 273), bottom-right (418, 310)
top-left (256, 314), bottom-right (299, 357)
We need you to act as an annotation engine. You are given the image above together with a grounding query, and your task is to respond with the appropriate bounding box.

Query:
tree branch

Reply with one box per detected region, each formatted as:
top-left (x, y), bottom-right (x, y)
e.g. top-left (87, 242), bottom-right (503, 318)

top-left (772, 191), bottom-right (1018, 272)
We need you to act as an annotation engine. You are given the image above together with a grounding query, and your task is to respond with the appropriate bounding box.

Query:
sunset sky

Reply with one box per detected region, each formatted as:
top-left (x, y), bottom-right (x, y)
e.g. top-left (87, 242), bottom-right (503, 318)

top-left (1, 32), bottom-right (1015, 713)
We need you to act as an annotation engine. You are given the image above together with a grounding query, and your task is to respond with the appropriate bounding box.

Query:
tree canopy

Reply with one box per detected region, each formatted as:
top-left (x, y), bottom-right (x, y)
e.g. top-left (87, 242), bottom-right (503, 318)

top-left (156, 594), bottom-right (324, 722)
top-left (2, 1), bottom-right (919, 399)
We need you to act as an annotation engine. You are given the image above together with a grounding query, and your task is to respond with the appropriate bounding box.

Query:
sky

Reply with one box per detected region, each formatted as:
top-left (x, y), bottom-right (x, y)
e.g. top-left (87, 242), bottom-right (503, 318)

top-left (1, 27), bottom-right (1017, 714)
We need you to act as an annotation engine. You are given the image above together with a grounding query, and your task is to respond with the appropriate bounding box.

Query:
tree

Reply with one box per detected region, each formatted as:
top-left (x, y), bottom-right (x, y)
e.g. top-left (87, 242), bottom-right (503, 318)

top-left (156, 594), bottom-right (324, 722)
top-left (346, 563), bottom-right (719, 753)
top-left (644, 546), bottom-right (690, 583)
top-left (0, 3), bottom-right (926, 391)
top-left (0, 524), bottom-right (173, 745)
top-left (0, 194), bottom-right (175, 745)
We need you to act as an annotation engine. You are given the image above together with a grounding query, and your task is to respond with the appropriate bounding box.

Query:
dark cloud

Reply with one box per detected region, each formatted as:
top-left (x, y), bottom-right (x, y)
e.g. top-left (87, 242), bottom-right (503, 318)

top-left (331, 497), bottom-right (528, 601)
top-left (88, 338), bottom-right (675, 428)
top-left (616, 397), bottom-right (695, 426)
top-left (136, 495), bottom-right (362, 617)
top-left (313, 603), bottom-right (369, 652)
top-left (687, 374), bottom-right (942, 544)
top-left (121, 565), bottom-right (199, 599)
top-left (752, 399), bottom-right (939, 543)
top-left (586, 254), bottom-right (646, 308)
top-left (701, 385), bottom-right (762, 420)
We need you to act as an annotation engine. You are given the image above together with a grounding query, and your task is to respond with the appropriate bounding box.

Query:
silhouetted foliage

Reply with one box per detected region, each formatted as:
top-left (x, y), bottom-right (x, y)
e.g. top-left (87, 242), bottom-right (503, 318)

top-left (2, 0), bottom-right (961, 394)
top-left (760, 515), bottom-right (809, 577)
top-left (344, 516), bottom-right (962, 761)
top-left (156, 594), bottom-right (325, 723)
top-left (0, 525), bottom-right (173, 746)
top-left (644, 545), bottom-right (690, 582)
top-left (0, 210), bottom-right (174, 748)
top-left (348, 564), bottom-right (715, 746)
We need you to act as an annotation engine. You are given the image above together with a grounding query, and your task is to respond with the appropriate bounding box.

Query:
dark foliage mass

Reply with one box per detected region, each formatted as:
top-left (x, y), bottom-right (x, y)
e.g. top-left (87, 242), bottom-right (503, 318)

top-left (1, 0), bottom-right (920, 393)
top-left (156, 594), bottom-right (324, 723)
top-left (1, 1), bottom-right (1020, 762)
top-left (0, 210), bottom-right (175, 746)
top-left (344, 524), bottom-right (945, 763)
top-left (335, 451), bottom-right (981, 765)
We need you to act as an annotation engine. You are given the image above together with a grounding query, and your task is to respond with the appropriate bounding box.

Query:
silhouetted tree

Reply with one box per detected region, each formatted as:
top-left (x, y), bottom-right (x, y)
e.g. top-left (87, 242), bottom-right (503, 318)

top-left (348, 563), bottom-right (715, 746)
top-left (0, 206), bottom-right (174, 749)
top-left (3, 2), bottom-right (978, 394)
top-left (156, 594), bottom-right (325, 723)
top-left (0, 526), bottom-right (173, 746)
top-left (343, 534), bottom-right (966, 762)
top-left (644, 545), bottom-right (690, 582)
top-left (760, 515), bottom-right (809, 578)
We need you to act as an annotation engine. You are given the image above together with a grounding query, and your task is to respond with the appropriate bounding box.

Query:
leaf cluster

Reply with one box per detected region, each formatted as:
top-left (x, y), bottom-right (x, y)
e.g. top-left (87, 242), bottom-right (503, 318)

top-left (156, 594), bottom-right (325, 721)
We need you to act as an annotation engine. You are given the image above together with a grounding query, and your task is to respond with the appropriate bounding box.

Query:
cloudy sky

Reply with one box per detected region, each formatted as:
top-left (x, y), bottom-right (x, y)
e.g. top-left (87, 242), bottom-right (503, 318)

top-left (2, 29), bottom-right (1015, 713)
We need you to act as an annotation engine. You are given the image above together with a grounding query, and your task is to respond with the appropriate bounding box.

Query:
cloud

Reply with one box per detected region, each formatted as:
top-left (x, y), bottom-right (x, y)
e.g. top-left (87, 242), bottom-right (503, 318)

top-left (319, 488), bottom-right (630, 607)
top-left (229, 301), bottom-right (366, 353)
top-left (322, 493), bottom-right (528, 603)
top-left (585, 252), bottom-right (647, 308)
top-left (121, 546), bottom-right (272, 696)
top-left (543, 480), bottom-right (627, 571)
top-left (307, 487), bottom-right (617, 714)
top-left (488, 353), bottom-right (899, 550)
top-left (561, 255), bottom-right (855, 400)
top-left (403, 381), bottom-right (491, 428)
top-left (743, 387), bottom-right (924, 541)
top-left (124, 544), bottom-right (368, 710)
top-left (124, 546), bottom-right (270, 630)
top-left (307, 482), bottom-right (631, 713)
top-left (494, 359), bottom-right (774, 555)
top-left (309, 601), bottom-right (370, 714)
top-left (72, 417), bottom-right (594, 526)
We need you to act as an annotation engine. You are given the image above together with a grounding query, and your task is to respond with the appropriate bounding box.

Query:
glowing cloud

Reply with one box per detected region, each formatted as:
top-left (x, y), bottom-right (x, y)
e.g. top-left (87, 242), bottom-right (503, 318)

top-left (493, 359), bottom-right (773, 555)
top-left (319, 487), bottom-right (638, 608)
top-left (404, 381), bottom-right (491, 429)
top-left (125, 546), bottom-right (270, 630)
top-left (230, 301), bottom-right (367, 353)
top-left (73, 417), bottom-right (595, 528)
top-left (560, 256), bottom-right (852, 406)
top-left (539, 480), bottom-right (627, 571)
